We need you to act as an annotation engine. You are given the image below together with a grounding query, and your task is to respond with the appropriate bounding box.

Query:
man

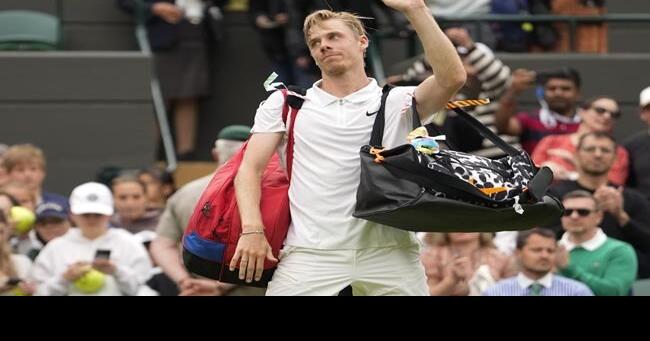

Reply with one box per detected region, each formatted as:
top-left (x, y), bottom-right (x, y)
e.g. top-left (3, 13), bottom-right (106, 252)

top-left (555, 190), bottom-right (637, 296)
top-left (548, 132), bottom-right (650, 278)
top-left (2, 144), bottom-right (67, 206)
top-left (495, 67), bottom-right (581, 154)
top-left (29, 182), bottom-right (152, 296)
top-left (624, 86), bottom-right (650, 199)
top-left (233, 1), bottom-right (465, 295)
top-left (483, 228), bottom-right (592, 296)
top-left (19, 199), bottom-right (71, 260)
top-left (151, 125), bottom-right (262, 296)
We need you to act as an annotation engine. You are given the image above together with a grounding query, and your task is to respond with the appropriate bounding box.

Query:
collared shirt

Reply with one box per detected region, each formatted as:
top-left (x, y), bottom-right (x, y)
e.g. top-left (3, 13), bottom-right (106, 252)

top-left (559, 228), bottom-right (608, 252)
top-left (252, 78), bottom-right (419, 249)
top-left (483, 272), bottom-right (593, 296)
top-left (516, 272), bottom-right (553, 289)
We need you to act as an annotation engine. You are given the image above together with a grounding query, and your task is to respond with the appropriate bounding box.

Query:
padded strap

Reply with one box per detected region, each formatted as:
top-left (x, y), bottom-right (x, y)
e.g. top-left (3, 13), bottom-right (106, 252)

top-left (280, 86), bottom-right (306, 180)
top-left (369, 84), bottom-right (421, 147)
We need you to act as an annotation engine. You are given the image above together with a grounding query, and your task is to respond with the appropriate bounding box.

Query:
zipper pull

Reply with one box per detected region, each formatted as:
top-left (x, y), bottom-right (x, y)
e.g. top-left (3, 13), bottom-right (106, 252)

top-left (513, 195), bottom-right (524, 215)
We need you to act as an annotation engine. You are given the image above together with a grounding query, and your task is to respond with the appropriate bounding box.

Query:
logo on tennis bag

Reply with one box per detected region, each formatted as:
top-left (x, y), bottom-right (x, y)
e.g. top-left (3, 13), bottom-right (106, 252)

top-left (353, 85), bottom-right (563, 232)
top-left (182, 87), bottom-right (305, 287)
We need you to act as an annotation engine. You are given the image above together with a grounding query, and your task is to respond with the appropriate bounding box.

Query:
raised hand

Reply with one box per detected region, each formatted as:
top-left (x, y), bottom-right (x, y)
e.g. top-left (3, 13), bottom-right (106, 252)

top-left (381, 0), bottom-right (427, 13)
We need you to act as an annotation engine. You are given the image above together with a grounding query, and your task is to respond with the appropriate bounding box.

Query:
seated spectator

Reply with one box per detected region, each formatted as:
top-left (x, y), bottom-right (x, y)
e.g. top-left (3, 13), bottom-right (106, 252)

top-left (420, 232), bottom-right (517, 295)
top-left (548, 132), bottom-right (650, 278)
top-left (137, 167), bottom-right (175, 209)
top-left (533, 96), bottom-right (629, 185)
top-left (556, 190), bottom-right (637, 296)
top-left (552, 0), bottom-right (607, 53)
top-left (110, 175), bottom-right (162, 234)
top-left (484, 228), bottom-right (593, 296)
top-left (0, 210), bottom-right (36, 296)
top-left (386, 27), bottom-right (513, 157)
top-left (1, 144), bottom-right (67, 206)
top-left (29, 182), bottom-right (152, 296)
top-left (491, 0), bottom-right (558, 53)
top-left (18, 200), bottom-right (72, 261)
top-left (624, 86), bottom-right (650, 199)
top-left (495, 67), bottom-right (581, 155)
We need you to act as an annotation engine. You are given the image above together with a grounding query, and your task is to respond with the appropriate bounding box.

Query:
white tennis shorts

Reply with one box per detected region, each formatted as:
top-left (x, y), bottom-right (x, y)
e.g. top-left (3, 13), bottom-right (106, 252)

top-left (265, 243), bottom-right (428, 296)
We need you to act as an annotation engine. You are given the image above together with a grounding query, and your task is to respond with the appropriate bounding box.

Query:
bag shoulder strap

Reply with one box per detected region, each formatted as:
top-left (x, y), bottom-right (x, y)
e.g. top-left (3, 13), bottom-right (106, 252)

top-left (280, 86), bottom-right (306, 180)
top-left (370, 83), bottom-right (519, 156)
top-left (369, 84), bottom-right (420, 147)
top-left (448, 106), bottom-right (520, 156)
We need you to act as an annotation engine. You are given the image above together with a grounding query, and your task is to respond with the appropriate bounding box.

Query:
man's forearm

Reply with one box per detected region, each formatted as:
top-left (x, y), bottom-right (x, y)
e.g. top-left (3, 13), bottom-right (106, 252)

top-left (234, 167), bottom-right (265, 232)
top-left (404, 6), bottom-right (464, 90)
top-left (151, 237), bottom-right (190, 283)
top-left (495, 89), bottom-right (518, 133)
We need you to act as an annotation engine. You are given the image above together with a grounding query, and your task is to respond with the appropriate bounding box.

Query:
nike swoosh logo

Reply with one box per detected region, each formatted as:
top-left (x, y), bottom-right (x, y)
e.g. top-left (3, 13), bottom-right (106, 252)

top-left (366, 110), bottom-right (378, 117)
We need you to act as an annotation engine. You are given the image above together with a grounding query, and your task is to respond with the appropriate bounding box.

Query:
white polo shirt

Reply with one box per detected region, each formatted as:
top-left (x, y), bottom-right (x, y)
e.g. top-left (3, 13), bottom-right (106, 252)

top-left (252, 78), bottom-right (420, 249)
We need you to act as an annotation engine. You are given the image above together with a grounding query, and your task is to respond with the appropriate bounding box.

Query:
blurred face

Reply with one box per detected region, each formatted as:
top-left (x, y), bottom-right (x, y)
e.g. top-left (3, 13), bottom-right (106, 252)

top-left (576, 136), bottom-right (616, 176)
top-left (8, 161), bottom-right (45, 192)
top-left (138, 173), bottom-right (163, 205)
top-left (35, 217), bottom-right (70, 243)
top-left (72, 213), bottom-right (110, 230)
top-left (561, 197), bottom-right (602, 234)
top-left (640, 105), bottom-right (650, 125)
top-left (308, 19), bottom-right (368, 77)
top-left (517, 234), bottom-right (556, 275)
top-left (3, 186), bottom-right (35, 211)
top-left (112, 182), bottom-right (147, 221)
top-left (580, 98), bottom-right (620, 133)
top-left (544, 78), bottom-right (580, 114)
top-left (448, 232), bottom-right (481, 244)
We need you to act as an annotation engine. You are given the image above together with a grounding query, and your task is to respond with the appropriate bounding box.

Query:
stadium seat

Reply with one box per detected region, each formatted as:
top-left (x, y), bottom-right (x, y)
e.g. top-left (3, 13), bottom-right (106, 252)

top-left (632, 279), bottom-right (650, 296)
top-left (0, 10), bottom-right (61, 51)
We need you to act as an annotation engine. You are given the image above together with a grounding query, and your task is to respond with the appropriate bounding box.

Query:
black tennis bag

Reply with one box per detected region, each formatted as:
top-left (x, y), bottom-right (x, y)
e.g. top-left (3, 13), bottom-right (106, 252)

top-left (353, 85), bottom-right (563, 232)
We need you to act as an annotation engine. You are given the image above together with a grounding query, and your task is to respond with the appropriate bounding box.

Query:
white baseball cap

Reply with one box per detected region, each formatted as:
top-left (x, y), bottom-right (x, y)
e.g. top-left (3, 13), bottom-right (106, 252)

top-left (69, 182), bottom-right (114, 216)
top-left (641, 86), bottom-right (650, 107)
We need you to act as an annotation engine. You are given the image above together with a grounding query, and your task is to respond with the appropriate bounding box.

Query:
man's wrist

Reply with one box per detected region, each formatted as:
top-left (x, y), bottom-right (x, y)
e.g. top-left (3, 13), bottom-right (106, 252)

top-left (177, 276), bottom-right (191, 287)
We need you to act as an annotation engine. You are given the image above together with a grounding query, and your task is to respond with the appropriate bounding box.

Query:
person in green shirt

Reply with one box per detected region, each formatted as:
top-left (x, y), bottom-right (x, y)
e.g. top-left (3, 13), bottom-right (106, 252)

top-left (555, 190), bottom-right (637, 296)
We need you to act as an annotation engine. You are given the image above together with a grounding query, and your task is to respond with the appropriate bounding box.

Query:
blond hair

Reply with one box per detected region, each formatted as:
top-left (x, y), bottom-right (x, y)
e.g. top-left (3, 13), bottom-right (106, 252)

top-left (2, 144), bottom-right (46, 172)
top-left (303, 9), bottom-right (367, 43)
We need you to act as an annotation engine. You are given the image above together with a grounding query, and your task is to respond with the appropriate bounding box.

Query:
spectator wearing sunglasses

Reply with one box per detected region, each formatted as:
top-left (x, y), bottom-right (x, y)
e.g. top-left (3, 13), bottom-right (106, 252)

top-left (548, 132), bottom-right (650, 278)
top-left (533, 96), bottom-right (629, 185)
top-left (554, 190), bottom-right (636, 296)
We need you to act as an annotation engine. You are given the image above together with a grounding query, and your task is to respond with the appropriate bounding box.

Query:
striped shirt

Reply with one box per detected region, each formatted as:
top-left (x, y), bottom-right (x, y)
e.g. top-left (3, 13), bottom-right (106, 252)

top-left (399, 43), bottom-right (515, 158)
top-left (483, 273), bottom-right (594, 296)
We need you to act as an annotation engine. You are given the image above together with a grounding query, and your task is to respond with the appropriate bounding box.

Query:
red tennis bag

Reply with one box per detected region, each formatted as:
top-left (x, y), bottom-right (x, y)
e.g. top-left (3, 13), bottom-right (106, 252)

top-left (182, 87), bottom-right (305, 287)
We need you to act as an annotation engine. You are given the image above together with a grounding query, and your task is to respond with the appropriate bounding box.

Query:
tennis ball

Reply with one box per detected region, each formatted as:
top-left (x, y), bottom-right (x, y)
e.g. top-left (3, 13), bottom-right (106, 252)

top-left (522, 22), bottom-right (534, 32)
top-left (73, 269), bottom-right (106, 294)
top-left (11, 287), bottom-right (30, 296)
top-left (10, 206), bottom-right (36, 234)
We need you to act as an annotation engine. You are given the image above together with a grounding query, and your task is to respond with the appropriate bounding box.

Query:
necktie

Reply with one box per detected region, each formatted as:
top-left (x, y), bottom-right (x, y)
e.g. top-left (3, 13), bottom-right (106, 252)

top-left (529, 283), bottom-right (543, 296)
